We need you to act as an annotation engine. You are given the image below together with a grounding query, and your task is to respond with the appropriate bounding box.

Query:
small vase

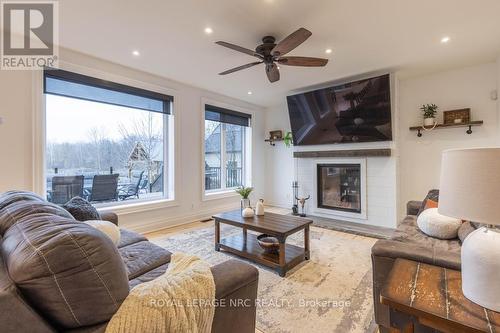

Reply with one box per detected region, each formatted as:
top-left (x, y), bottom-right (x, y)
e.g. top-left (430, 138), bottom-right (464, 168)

top-left (255, 199), bottom-right (265, 216)
top-left (424, 118), bottom-right (435, 127)
top-left (241, 198), bottom-right (250, 210)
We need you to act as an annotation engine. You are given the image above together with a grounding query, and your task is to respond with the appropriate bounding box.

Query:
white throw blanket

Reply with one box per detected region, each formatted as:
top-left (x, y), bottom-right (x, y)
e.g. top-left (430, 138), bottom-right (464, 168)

top-left (106, 253), bottom-right (216, 333)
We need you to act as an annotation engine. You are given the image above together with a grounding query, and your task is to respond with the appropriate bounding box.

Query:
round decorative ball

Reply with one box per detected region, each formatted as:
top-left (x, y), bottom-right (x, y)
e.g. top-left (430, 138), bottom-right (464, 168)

top-left (242, 207), bottom-right (254, 218)
top-left (416, 208), bottom-right (462, 239)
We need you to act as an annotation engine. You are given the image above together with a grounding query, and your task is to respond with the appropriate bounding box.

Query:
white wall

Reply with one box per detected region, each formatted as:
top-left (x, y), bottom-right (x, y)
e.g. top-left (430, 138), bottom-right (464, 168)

top-left (399, 62), bottom-right (498, 216)
top-left (0, 48), bottom-right (266, 233)
top-left (264, 61), bottom-right (500, 227)
top-left (0, 70), bottom-right (34, 191)
top-left (264, 103), bottom-right (295, 208)
top-left (498, 56), bottom-right (500, 140)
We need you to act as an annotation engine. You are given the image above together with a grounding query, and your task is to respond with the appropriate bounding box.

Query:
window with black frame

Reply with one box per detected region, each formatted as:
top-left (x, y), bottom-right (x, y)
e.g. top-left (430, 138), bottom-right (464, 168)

top-left (43, 68), bottom-right (173, 205)
top-left (204, 104), bottom-right (251, 193)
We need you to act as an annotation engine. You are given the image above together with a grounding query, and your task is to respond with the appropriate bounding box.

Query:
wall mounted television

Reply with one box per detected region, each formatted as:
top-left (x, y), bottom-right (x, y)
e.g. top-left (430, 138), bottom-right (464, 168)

top-left (287, 74), bottom-right (392, 145)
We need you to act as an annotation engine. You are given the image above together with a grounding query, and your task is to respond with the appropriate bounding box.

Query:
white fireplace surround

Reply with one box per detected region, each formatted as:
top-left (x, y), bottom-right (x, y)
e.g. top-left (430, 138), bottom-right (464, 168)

top-left (311, 158), bottom-right (367, 220)
top-left (294, 150), bottom-right (397, 229)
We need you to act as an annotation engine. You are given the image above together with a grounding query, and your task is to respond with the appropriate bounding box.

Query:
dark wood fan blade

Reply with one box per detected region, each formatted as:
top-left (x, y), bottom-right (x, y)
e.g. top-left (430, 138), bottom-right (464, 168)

top-left (278, 56), bottom-right (328, 67)
top-left (215, 41), bottom-right (262, 58)
top-left (266, 63), bottom-right (280, 83)
top-left (219, 61), bottom-right (263, 75)
top-left (271, 28), bottom-right (312, 57)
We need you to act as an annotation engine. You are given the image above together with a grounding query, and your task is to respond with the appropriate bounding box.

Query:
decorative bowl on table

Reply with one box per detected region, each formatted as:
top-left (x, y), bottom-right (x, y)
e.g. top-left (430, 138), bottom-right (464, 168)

top-left (256, 234), bottom-right (279, 254)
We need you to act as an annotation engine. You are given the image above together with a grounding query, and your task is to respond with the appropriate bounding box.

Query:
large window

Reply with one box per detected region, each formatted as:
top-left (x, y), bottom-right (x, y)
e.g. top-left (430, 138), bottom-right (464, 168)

top-left (44, 69), bottom-right (174, 205)
top-left (204, 104), bottom-right (251, 193)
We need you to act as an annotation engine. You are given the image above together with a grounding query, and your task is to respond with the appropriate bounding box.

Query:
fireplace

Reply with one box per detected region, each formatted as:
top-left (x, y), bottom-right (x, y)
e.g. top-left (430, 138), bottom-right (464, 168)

top-left (317, 163), bottom-right (362, 213)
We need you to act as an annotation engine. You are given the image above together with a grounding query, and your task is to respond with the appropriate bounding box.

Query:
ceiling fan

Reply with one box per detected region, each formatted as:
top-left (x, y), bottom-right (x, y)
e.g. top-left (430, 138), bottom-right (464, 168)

top-left (216, 28), bottom-right (328, 83)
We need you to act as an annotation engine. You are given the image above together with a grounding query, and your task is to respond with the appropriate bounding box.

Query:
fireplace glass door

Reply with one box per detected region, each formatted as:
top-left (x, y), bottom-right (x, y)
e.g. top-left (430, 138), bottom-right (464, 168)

top-left (317, 164), bottom-right (361, 213)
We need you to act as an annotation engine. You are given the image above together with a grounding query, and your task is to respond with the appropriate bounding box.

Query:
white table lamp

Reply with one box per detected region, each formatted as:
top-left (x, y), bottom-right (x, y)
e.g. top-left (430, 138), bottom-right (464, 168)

top-left (439, 148), bottom-right (500, 311)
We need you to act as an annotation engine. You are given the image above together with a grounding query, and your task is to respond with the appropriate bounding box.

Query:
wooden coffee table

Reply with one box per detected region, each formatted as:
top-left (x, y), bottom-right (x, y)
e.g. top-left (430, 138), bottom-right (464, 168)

top-left (213, 210), bottom-right (312, 277)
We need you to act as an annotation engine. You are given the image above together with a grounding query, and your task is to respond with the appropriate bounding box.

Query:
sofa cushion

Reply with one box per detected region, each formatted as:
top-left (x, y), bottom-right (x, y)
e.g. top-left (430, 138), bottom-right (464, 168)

top-left (62, 197), bottom-right (100, 222)
top-left (417, 189), bottom-right (440, 216)
top-left (117, 229), bottom-right (148, 248)
top-left (119, 241), bottom-right (172, 280)
top-left (0, 191), bottom-right (129, 330)
top-left (0, 191), bottom-right (74, 233)
top-left (129, 263), bottom-right (169, 289)
top-left (391, 215), bottom-right (461, 253)
top-left (0, 238), bottom-right (55, 333)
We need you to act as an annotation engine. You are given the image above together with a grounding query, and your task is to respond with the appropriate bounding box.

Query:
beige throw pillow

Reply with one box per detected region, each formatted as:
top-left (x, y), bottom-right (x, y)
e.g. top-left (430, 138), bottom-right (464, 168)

top-left (417, 208), bottom-right (462, 239)
top-left (84, 220), bottom-right (121, 245)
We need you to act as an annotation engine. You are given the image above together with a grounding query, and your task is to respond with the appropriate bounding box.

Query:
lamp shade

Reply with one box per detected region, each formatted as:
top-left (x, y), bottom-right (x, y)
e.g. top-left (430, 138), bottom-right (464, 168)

top-left (438, 148), bottom-right (500, 225)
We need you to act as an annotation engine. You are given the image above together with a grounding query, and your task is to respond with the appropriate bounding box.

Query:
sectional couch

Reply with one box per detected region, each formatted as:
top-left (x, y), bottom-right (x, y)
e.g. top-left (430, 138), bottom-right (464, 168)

top-left (371, 194), bottom-right (463, 332)
top-left (0, 191), bottom-right (258, 333)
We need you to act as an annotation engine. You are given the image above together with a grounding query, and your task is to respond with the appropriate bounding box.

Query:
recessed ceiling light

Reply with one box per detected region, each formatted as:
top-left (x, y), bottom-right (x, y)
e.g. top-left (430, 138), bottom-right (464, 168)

top-left (441, 36), bottom-right (450, 44)
top-left (277, 65), bottom-right (280, 70)
top-left (132, 50), bottom-right (140, 56)
top-left (204, 27), bottom-right (213, 34)
top-left (325, 48), bottom-right (332, 54)
top-left (247, 91), bottom-right (253, 95)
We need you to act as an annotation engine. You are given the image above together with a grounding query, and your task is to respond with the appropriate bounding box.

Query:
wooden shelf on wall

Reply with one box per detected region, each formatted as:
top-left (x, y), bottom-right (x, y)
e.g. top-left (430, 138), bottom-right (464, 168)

top-left (264, 138), bottom-right (283, 146)
top-left (409, 120), bottom-right (483, 137)
top-left (293, 149), bottom-right (392, 158)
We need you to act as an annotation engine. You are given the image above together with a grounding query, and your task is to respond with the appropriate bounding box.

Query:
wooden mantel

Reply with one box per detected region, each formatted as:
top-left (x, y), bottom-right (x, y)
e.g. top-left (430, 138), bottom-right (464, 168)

top-left (293, 148), bottom-right (392, 158)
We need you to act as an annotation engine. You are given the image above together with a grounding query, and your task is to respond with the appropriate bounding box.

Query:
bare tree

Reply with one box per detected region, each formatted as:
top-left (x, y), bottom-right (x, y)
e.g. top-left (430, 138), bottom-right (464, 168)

top-left (118, 113), bottom-right (162, 185)
top-left (88, 126), bottom-right (107, 172)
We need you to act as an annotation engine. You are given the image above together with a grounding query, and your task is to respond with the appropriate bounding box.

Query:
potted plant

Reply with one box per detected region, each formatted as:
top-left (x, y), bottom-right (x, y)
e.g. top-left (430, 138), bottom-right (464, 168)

top-left (420, 104), bottom-right (438, 127)
top-left (283, 131), bottom-right (293, 148)
top-left (235, 185), bottom-right (253, 209)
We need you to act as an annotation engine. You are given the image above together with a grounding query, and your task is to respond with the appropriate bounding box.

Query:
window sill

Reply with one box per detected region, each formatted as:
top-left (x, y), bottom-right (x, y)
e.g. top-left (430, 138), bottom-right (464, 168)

top-left (97, 198), bottom-right (179, 215)
top-left (202, 190), bottom-right (240, 202)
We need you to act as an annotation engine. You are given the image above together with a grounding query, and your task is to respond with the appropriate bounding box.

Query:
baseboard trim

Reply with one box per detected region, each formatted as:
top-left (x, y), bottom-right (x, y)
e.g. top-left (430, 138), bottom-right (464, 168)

top-left (124, 202), bottom-right (240, 234)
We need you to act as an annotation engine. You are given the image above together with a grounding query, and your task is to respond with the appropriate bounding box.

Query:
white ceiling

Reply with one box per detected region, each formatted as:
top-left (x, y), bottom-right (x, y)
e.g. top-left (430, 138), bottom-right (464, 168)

top-left (59, 0), bottom-right (500, 107)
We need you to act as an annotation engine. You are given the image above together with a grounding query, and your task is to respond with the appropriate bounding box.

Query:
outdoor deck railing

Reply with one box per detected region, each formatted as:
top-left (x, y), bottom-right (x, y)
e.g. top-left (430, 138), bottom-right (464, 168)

top-left (205, 167), bottom-right (242, 190)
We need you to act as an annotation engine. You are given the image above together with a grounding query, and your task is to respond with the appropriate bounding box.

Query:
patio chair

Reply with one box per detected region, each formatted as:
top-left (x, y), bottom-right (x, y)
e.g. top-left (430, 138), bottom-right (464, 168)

top-left (50, 175), bottom-right (84, 205)
top-left (118, 171), bottom-right (145, 200)
top-left (88, 174), bottom-right (119, 202)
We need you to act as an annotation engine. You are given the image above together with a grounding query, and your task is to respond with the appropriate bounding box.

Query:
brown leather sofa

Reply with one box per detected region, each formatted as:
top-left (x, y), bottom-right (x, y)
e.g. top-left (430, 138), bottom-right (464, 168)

top-left (0, 191), bottom-right (258, 333)
top-left (371, 199), bottom-right (462, 333)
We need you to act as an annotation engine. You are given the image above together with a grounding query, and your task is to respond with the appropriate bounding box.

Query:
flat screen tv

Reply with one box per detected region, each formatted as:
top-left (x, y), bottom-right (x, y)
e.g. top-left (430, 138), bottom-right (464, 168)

top-left (287, 74), bottom-right (392, 145)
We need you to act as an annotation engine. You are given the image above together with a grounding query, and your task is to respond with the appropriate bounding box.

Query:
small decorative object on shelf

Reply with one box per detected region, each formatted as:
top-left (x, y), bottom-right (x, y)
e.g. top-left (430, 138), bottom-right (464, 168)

top-left (295, 195), bottom-right (310, 217)
top-left (420, 103), bottom-right (438, 127)
top-left (265, 130), bottom-right (283, 146)
top-left (255, 199), bottom-right (265, 216)
top-left (443, 108), bottom-right (470, 124)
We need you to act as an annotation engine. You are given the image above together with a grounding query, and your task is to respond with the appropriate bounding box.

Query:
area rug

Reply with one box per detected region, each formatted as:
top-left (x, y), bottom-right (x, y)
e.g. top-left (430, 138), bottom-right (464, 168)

top-left (150, 222), bottom-right (377, 333)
